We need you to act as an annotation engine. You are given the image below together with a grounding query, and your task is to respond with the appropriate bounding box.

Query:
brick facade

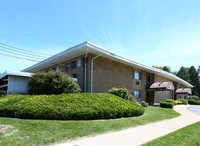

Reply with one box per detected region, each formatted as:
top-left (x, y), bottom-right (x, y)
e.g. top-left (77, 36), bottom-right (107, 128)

top-left (37, 52), bottom-right (188, 104)
top-left (88, 54), bottom-right (133, 93)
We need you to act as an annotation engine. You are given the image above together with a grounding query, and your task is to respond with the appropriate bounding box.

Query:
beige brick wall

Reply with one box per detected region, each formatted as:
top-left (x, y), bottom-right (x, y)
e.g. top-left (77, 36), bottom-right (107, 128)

top-left (88, 54), bottom-right (133, 93)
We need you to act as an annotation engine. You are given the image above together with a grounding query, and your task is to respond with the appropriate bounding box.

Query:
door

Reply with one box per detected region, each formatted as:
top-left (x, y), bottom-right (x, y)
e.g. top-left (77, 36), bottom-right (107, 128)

top-left (146, 91), bottom-right (154, 105)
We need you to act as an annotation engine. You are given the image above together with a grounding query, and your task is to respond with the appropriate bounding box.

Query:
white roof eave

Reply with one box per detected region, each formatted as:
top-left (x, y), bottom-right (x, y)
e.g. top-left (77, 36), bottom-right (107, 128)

top-left (0, 71), bottom-right (32, 79)
top-left (22, 41), bottom-right (193, 88)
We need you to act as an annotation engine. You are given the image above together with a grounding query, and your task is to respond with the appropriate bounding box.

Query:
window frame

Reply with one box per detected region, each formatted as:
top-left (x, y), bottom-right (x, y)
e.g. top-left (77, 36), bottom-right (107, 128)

top-left (71, 59), bottom-right (81, 69)
top-left (133, 90), bottom-right (141, 99)
top-left (133, 70), bottom-right (142, 80)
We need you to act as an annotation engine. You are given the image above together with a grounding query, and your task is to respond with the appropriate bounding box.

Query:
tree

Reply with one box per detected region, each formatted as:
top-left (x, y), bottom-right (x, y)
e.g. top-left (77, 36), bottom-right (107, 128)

top-left (153, 66), bottom-right (173, 74)
top-left (177, 66), bottom-right (190, 82)
top-left (162, 66), bottom-right (171, 73)
top-left (28, 71), bottom-right (81, 95)
top-left (188, 66), bottom-right (200, 97)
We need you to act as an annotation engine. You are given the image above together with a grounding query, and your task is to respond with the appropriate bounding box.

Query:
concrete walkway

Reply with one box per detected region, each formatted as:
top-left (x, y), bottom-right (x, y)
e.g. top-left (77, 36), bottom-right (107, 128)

top-left (57, 105), bottom-right (200, 146)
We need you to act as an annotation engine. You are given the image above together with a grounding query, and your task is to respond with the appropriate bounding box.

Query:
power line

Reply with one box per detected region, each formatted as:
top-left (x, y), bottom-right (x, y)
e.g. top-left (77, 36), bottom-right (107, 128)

top-left (0, 46), bottom-right (47, 60)
top-left (0, 43), bottom-right (52, 57)
top-left (0, 51), bottom-right (61, 67)
top-left (0, 43), bottom-right (64, 68)
top-left (0, 52), bottom-right (40, 62)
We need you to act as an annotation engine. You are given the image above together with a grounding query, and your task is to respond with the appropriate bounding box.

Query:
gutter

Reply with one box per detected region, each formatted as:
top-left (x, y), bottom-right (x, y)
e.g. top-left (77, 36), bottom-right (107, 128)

top-left (90, 53), bottom-right (103, 93)
top-left (84, 47), bottom-right (88, 92)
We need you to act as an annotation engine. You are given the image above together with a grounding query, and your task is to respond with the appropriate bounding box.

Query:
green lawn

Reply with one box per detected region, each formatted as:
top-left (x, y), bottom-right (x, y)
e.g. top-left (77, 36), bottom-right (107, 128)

top-left (143, 121), bottom-right (200, 146)
top-left (0, 107), bottom-right (180, 146)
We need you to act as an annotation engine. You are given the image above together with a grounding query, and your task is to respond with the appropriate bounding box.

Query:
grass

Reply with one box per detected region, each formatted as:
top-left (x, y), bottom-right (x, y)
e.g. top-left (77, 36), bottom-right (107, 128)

top-left (143, 121), bottom-right (200, 146)
top-left (0, 107), bottom-right (180, 146)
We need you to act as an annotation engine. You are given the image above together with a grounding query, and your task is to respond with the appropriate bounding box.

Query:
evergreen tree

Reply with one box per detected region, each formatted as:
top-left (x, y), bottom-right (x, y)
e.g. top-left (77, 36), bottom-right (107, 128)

top-left (162, 66), bottom-right (171, 73)
top-left (177, 66), bottom-right (190, 82)
top-left (153, 66), bottom-right (172, 73)
top-left (188, 66), bottom-right (200, 96)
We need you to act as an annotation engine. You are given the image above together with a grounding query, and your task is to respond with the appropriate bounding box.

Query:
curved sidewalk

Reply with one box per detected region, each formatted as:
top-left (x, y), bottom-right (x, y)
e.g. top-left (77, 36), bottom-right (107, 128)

top-left (57, 105), bottom-right (200, 146)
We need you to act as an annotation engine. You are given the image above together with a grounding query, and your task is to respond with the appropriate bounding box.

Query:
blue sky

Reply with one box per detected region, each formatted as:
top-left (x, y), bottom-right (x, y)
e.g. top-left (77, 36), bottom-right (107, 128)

top-left (0, 0), bottom-right (200, 73)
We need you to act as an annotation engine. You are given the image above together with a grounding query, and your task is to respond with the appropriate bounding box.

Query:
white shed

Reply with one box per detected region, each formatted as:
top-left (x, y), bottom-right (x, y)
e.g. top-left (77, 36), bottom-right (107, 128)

top-left (0, 71), bottom-right (32, 96)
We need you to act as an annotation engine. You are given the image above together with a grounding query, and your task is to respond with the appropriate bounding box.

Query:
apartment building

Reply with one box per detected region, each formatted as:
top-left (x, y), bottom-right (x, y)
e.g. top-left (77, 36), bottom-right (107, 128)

top-left (23, 41), bottom-right (192, 104)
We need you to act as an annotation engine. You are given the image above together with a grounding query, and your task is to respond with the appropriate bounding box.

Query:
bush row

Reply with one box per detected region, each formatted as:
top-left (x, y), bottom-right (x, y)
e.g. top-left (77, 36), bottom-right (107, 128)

top-left (160, 102), bottom-right (174, 108)
top-left (166, 99), bottom-right (187, 105)
top-left (188, 95), bottom-right (199, 100)
top-left (188, 99), bottom-right (200, 105)
top-left (0, 93), bottom-right (145, 120)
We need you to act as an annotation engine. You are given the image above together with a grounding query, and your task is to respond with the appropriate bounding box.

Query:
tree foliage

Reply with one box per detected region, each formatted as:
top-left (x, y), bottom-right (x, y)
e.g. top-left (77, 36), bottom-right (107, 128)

top-left (28, 71), bottom-right (81, 95)
top-left (154, 65), bottom-right (200, 97)
top-left (176, 66), bottom-right (190, 82)
top-left (153, 66), bottom-right (176, 75)
top-left (188, 66), bottom-right (200, 96)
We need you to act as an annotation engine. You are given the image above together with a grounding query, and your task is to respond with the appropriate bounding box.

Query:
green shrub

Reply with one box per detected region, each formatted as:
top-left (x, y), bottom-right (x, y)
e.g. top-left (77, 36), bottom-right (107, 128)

top-left (130, 95), bottom-right (137, 103)
top-left (160, 102), bottom-right (174, 108)
top-left (188, 99), bottom-right (200, 105)
top-left (0, 93), bottom-right (145, 120)
top-left (28, 71), bottom-right (81, 95)
top-left (189, 95), bottom-right (199, 100)
top-left (109, 88), bottom-right (130, 100)
top-left (166, 99), bottom-right (177, 105)
top-left (175, 100), bottom-right (183, 104)
top-left (166, 99), bottom-right (174, 103)
top-left (141, 101), bottom-right (148, 107)
top-left (177, 99), bottom-right (188, 105)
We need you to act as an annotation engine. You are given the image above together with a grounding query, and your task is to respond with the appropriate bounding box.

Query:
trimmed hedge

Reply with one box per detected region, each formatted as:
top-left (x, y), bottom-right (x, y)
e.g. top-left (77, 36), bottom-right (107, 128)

top-left (160, 102), bottom-right (174, 108)
top-left (109, 88), bottom-right (130, 100)
top-left (177, 99), bottom-right (188, 105)
top-left (189, 95), bottom-right (199, 100)
top-left (0, 93), bottom-right (145, 120)
top-left (188, 99), bottom-right (200, 105)
top-left (166, 99), bottom-right (187, 105)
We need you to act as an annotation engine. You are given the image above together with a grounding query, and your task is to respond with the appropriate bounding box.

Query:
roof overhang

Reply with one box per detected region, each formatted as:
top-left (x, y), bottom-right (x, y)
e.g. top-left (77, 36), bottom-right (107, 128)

top-left (0, 71), bottom-right (32, 79)
top-left (147, 82), bottom-right (175, 91)
top-left (22, 41), bottom-right (193, 88)
top-left (175, 88), bottom-right (192, 95)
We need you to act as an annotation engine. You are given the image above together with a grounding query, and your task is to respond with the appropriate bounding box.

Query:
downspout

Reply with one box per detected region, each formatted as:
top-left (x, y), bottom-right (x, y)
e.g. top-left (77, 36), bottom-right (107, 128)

top-left (84, 47), bottom-right (88, 92)
top-left (91, 54), bottom-right (103, 93)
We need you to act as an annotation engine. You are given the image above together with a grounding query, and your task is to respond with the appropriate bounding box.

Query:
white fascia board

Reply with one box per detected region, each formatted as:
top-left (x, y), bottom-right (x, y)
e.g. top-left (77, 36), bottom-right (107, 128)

top-left (21, 41), bottom-right (193, 88)
top-left (87, 41), bottom-right (193, 88)
top-left (0, 71), bottom-right (32, 79)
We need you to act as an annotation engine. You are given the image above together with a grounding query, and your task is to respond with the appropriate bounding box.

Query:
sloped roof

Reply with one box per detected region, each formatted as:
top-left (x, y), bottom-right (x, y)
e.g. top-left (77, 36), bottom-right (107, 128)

top-left (22, 41), bottom-right (193, 88)
top-left (148, 82), bottom-right (175, 91)
top-left (176, 88), bottom-right (192, 95)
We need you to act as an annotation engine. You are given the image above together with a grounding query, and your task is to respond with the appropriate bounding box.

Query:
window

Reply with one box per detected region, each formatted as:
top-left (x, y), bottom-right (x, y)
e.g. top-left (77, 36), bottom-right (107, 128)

top-left (71, 59), bottom-right (81, 69)
top-left (73, 73), bottom-right (78, 78)
top-left (133, 70), bottom-right (141, 80)
top-left (53, 66), bottom-right (59, 71)
top-left (133, 90), bottom-right (141, 99)
top-left (72, 73), bottom-right (78, 82)
top-left (66, 63), bottom-right (69, 71)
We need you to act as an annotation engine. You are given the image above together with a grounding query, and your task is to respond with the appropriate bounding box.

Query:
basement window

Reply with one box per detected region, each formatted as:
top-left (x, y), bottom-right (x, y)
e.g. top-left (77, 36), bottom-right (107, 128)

top-left (71, 59), bottom-right (81, 69)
